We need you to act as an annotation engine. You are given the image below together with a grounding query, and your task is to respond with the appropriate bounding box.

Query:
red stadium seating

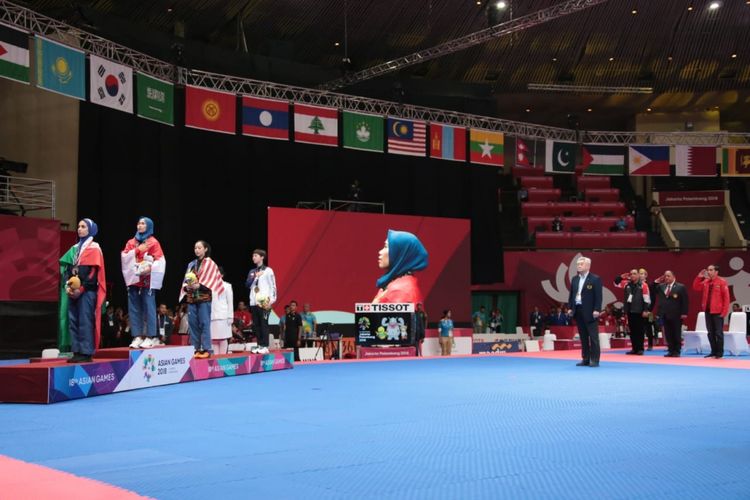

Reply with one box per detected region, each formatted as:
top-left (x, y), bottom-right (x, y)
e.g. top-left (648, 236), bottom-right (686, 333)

top-left (519, 176), bottom-right (554, 189)
top-left (577, 176), bottom-right (611, 191)
top-left (535, 232), bottom-right (571, 248)
top-left (526, 188), bottom-right (561, 202)
top-left (584, 188), bottom-right (620, 202)
top-left (535, 231), bottom-right (645, 249)
top-left (589, 202), bottom-right (626, 216)
top-left (527, 215), bottom-right (634, 233)
top-left (513, 165), bottom-right (545, 177)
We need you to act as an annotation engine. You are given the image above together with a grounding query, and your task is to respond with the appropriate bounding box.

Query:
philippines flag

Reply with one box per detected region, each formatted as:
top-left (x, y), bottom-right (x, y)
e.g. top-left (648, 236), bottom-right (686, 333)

top-left (675, 145), bottom-right (718, 177)
top-left (628, 145), bottom-right (670, 176)
top-left (242, 96), bottom-right (289, 140)
top-left (388, 118), bottom-right (426, 157)
top-left (294, 103), bottom-right (338, 146)
top-left (429, 123), bottom-right (466, 162)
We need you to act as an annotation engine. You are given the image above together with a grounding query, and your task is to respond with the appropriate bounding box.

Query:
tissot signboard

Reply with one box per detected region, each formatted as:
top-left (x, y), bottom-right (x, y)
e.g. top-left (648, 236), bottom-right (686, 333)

top-left (354, 303), bottom-right (415, 346)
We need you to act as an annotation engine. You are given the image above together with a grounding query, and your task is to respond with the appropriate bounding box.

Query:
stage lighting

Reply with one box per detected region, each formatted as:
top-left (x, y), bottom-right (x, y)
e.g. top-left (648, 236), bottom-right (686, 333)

top-left (496, 1), bottom-right (508, 10)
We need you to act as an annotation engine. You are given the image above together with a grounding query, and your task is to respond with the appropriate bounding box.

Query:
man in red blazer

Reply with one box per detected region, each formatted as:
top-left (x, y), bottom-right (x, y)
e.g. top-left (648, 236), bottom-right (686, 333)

top-left (692, 264), bottom-right (730, 359)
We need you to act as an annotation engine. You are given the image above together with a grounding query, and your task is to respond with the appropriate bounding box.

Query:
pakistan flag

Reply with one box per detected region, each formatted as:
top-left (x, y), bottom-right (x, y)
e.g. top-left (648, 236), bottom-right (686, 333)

top-left (342, 111), bottom-right (384, 152)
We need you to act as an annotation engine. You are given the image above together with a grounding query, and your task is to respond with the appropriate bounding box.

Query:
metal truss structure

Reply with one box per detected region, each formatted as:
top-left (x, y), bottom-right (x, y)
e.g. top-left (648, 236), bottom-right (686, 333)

top-left (527, 83), bottom-right (654, 94)
top-left (0, 0), bottom-right (174, 81)
top-left (2, 0), bottom-right (750, 145)
top-left (318, 0), bottom-right (611, 91)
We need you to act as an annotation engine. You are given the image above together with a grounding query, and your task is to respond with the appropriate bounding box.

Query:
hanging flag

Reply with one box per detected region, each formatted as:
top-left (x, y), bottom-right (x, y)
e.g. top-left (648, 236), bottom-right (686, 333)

top-left (294, 104), bottom-right (338, 146)
top-left (516, 138), bottom-right (530, 167)
top-left (89, 54), bottom-right (132, 113)
top-left (185, 85), bottom-right (236, 134)
top-left (35, 36), bottom-right (86, 100)
top-left (0, 23), bottom-right (29, 84)
top-left (343, 111), bottom-right (384, 152)
top-left (242, 96), bottom-right (289, 140)
top-left (387, 118), bottom-right (426, 157)
top-left (721, 147), bottom-right (750, 177)
top-left (628, 145), bottom-right (670, 176)
top-left (469, 128), bottom-right (504, 166)
top-left (675, 145), bottom-right (718, 177)
top-left (429, 123), bottom-right (466, 162)
top-left (581, 144), bottom-right (626, 175)
top-left (136, 72), bottom-right (174, 126)
top-left (545, 140), bottom-right (576, 174)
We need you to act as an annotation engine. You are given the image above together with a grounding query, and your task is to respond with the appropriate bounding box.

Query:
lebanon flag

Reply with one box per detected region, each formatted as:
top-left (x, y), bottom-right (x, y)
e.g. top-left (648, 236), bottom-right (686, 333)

top-left (430, 123), bottom-right (466, 162)
top-left (675, 145), bottom-right (718, 177)
top-left (89, 54), bottom-right (133, 113)
top-left (242, 96), bottom-right (289, 140)
top-left (185, 85), bottom-right (236, 134)
top-left (628, 145), bottom-right (670, 176)
top-left (294, 104), bottom-right (338, 146)
top-left (469, 129), bottom-right (504, 166)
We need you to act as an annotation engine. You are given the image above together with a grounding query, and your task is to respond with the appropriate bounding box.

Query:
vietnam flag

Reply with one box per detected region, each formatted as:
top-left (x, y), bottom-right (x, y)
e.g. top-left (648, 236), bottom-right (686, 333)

top-left (429, 123), bottom-right (466, 162)
top-left (185, 85), bottom-right (236, 134)
top-left (469, 128), bottom-right (504, 166)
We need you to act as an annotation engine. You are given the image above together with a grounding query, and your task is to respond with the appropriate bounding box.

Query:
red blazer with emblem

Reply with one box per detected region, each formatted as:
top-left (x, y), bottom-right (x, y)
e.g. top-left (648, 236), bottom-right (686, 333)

top-left (692, 273), bottom-right (730, 317)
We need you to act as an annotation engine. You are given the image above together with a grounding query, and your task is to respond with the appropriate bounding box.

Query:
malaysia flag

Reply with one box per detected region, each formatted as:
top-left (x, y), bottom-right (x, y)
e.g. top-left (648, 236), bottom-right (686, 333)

top-left (242, 96), bottom-right (289, 140)
top-left (628, 145), bottom-right (670, 176)
top-left (388, 118), bottom-right (426, 157)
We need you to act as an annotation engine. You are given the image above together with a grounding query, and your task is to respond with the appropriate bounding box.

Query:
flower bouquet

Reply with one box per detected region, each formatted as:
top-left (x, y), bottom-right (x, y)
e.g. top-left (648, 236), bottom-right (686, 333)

top-left (256, 292), bottom-right (271, 310)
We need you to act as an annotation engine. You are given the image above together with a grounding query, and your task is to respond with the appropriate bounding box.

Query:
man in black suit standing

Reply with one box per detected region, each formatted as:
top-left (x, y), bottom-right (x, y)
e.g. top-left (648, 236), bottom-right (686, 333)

top-left (653, 270), bottom-right (689, 357)
top-left (568, 256), bottom-right (603, 367)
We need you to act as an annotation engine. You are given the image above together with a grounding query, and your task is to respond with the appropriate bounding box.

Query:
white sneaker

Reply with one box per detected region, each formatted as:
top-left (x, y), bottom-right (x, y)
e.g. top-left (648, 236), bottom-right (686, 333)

top-left (150, 337), bottom-right (162, 347)
top-left (140, 338), bottom-right (154, 348)
top-left (129, 337), bottom-right (144, 349)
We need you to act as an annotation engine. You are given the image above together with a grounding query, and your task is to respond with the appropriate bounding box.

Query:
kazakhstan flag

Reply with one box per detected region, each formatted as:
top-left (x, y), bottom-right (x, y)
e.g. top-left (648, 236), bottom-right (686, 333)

top-left (35, 36), bottom-right (86, 100)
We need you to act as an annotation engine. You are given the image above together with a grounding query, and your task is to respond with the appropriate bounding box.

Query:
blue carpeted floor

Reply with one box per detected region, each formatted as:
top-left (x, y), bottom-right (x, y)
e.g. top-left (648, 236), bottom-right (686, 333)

top-left (0, 356), bottom-right (749, 499)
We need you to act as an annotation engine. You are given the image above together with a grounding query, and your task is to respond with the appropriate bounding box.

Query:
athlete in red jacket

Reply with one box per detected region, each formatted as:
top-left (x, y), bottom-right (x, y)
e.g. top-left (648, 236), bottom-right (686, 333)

top-left (692, 265), bottom-right (730, 358)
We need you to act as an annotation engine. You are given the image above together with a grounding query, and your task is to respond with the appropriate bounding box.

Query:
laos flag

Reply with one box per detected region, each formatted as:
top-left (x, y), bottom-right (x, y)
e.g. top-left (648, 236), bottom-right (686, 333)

top-left (242, 96), bottom-right (289, 140)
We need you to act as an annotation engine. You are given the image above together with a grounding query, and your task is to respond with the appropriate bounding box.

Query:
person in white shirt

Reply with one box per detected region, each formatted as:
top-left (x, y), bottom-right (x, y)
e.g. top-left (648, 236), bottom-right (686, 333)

top-left (210, 267), bottom-right (234, 355)
top-left (245, 249), bottom-right (277, 349)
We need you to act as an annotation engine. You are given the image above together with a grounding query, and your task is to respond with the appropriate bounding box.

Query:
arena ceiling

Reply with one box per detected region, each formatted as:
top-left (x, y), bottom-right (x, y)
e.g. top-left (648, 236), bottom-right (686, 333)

top-left (19, 0), bottom-right (750, 129)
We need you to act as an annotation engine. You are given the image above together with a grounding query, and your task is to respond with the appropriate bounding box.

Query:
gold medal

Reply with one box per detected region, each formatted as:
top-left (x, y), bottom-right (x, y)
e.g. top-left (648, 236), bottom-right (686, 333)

top-left (254, 286), bottom-right (260, 293)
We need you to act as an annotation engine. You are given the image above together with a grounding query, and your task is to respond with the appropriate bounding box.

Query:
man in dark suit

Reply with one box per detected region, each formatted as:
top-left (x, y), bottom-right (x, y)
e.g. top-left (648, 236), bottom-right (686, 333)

top-left (568, 256), bottom-right (603, 367)
top-left (652, 270), bottom-right (689, 357)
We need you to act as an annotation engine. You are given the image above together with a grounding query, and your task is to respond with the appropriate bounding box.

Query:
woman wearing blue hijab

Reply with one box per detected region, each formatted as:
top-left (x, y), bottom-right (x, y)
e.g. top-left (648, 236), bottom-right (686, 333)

top-left (372, 229), bottom-right (428, 305)
top-left (121, 216), bottom-right (166, 349)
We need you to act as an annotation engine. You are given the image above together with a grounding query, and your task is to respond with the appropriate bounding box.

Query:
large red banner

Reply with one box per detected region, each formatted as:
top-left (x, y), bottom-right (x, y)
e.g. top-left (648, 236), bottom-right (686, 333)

top-left (268, 208), bottom-right (471, 323)
top-left (0, 215), bottom-right (60, 302)
top-left (504, 251), bottom-right (750, 330)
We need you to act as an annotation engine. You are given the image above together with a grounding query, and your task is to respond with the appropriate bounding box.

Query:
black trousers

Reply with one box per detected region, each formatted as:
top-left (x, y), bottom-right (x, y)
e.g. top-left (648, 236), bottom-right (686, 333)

top-left (644, 320), bottom-right (656, 348)
top-left (574, 307), bottom-right (600, 363)
top-left (706, 313), bottom-right (724, 356)
top-left (662, 315), bottom-right (682, 355)
top-left (627, 313), bottom-right (645, 352)
top-left (251, 305), bottom-right (270, 347)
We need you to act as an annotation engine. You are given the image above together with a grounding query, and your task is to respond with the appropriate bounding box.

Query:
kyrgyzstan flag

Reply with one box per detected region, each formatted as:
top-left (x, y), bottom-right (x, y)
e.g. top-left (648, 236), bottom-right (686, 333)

top-left (185, 85), bottom-right (236, 134)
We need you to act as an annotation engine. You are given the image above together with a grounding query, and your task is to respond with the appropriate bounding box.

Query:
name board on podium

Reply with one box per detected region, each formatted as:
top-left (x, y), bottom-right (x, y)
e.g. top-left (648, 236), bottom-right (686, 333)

top-left (354, 303), bottom-right (415, 346)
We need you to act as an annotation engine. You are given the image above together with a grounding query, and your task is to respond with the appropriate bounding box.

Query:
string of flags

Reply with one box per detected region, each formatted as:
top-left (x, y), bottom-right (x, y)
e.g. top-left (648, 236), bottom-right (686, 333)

top-left (1, 23), bottom-right (748, 175)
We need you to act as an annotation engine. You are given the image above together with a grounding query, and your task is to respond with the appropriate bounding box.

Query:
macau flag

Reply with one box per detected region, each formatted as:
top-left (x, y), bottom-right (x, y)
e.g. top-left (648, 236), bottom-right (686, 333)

top-left (343, 111), bottom-right (384, 152)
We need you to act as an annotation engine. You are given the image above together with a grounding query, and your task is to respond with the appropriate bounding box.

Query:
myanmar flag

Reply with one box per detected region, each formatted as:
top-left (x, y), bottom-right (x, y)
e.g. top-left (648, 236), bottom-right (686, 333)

top-left (0, 23), bottom-right (29, 84)
top-left (185, 85), bottom-right (236, 134)
top-left (469, 128), bottom-right (504, 166)
top-left (430, 123), bottom-right (466, 162)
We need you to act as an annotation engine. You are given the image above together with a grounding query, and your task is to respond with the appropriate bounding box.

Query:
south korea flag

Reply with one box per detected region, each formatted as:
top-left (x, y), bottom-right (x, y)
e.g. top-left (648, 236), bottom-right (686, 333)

top-left (89, 54), bottom-right (133, 113)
